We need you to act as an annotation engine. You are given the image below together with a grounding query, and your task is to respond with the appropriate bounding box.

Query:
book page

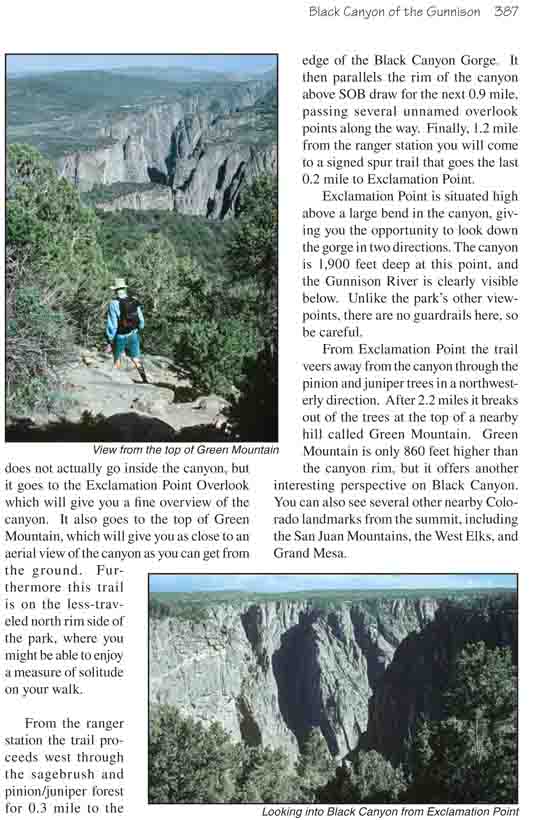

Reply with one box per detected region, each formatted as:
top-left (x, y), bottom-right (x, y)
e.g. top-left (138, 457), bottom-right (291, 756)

top-left (1, 0), bottom-right (528, 815)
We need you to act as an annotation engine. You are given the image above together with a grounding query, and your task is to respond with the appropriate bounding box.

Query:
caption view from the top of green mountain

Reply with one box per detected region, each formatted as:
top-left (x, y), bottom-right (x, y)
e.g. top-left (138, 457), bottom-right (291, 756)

top-left (148, 576), bottom-right (517, 804)
top-left (6, 55), bottom-right (278, 443)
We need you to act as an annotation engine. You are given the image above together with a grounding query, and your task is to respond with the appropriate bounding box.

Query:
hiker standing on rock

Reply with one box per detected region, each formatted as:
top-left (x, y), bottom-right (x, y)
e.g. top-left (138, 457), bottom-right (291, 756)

top-left (106, 278), bottom-right (148, 383)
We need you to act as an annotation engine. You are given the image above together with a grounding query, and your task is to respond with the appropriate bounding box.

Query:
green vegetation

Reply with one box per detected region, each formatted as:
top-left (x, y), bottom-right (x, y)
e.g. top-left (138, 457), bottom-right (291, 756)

top-left (6, 144), bottom-right (104, 279)
top-left (226, 175), bottom-right (277, 320)
top-left (174, 316), bottom-right (260, 396)
top-left (296, 729), bottom-right (336, 801)
top-left (96, 210), bottom-right (234, 278)
top-left (6, 144), bottom-right (107, 414)
top-left (226, 344), bottom-right (278, 440)
top-left (401, 642), bottom-right (518, 803)
top-left (149, 640), bottom-right (517, 804)
top-left (223, 174), bottom-right (278, 438)
top-left (149, 706), bottom-right (244, 803)
top-left (149, 705), bottom-right (328, 803)
top-left (5, 270), bottom-right (74, 416)
top-left (104, 178), bottom-right (276, 399)
top-left (149, 596), bottom-right (209, 624)
top-left (6, 64), bottom-right (277, 436)
top-left (317, 751), bottom-right (407, 803)
top-left (121, 234), bottom-right (215, 360)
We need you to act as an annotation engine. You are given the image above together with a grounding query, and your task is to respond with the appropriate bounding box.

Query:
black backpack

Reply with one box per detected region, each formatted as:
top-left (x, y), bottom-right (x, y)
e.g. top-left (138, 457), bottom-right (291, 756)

top-left (117, 296), bottom-right (140, 335)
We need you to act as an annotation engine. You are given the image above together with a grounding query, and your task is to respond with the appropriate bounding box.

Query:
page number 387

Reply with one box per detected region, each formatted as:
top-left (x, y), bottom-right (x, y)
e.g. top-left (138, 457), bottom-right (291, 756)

top-left (493, 6), bottom-right (519, 14)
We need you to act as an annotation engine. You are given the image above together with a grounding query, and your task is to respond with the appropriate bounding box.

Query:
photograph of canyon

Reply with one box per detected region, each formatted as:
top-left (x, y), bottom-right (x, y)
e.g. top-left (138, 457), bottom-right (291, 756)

top-left (148, 574), bottom-right (518, 804)
top-left (6, 54), bottom-right (278, 442)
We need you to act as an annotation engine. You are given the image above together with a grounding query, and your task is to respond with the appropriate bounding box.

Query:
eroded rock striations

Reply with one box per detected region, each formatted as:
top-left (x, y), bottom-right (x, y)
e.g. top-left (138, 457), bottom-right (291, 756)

top-left (57, 78), bottom-right (276, 219)
top-left (149, 597), bottom-right (439, 759)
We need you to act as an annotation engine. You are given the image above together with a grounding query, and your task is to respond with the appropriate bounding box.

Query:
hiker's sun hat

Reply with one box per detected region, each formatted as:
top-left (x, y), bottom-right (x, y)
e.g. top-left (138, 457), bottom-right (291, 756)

top-left (110, 278), bottom-right (128, 290)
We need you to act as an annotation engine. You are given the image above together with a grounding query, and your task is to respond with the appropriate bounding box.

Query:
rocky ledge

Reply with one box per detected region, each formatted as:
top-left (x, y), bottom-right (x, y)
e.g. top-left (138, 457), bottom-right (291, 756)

top-left (6, 350), bottom-right (229, 442)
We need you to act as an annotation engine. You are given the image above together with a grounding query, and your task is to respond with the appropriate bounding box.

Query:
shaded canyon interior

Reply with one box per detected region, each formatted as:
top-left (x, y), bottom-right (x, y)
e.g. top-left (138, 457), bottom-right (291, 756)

top-left (149, 592), bottom-right (517, 764)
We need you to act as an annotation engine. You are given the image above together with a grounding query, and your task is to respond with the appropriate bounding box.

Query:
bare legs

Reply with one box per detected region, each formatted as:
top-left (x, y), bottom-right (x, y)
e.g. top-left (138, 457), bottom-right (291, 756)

top-left (133, 358), bottom-right (148, 383)
top-left (112, 350), bottom-right (147, 382)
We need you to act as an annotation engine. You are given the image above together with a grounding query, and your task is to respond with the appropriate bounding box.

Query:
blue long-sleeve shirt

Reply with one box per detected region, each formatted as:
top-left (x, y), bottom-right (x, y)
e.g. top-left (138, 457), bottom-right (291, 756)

top-left (106, 299), bottom-right (145, 342)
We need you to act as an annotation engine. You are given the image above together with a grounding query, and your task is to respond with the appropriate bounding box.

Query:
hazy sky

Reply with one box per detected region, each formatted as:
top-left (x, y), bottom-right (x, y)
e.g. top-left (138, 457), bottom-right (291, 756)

top-left (7, 54), bottom-right (276, 76)
top-left (149, 574), bottom-right (517, 593)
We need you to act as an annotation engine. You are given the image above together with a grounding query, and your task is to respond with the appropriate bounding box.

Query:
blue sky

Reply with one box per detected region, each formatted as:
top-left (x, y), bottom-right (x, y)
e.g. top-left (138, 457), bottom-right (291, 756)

top-left (149, 574), bottom-right (517, 594)
top-left (7, 54), bottom-right (276, 76)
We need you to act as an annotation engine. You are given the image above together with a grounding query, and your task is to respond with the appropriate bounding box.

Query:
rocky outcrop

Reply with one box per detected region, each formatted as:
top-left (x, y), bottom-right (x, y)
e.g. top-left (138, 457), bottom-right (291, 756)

top-left (149, 597), bottom-right (439, 759)
top-left (56, 78), bottom-right (276, 218)
top-left (173, 142), bottom-right (276, 219)
top-left (57, 101), bottom-right (195, 190)
top-left (6, 350), bottom-right (229, 439)
top-left (94, 186), bottom-right (173, 212)
top-left (362, 596), bottom-right (518, 765)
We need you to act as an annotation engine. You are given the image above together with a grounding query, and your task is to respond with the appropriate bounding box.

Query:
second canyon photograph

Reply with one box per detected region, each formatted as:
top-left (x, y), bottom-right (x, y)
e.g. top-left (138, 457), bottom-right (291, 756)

top-left (148, 573), bottom-right (518, 804)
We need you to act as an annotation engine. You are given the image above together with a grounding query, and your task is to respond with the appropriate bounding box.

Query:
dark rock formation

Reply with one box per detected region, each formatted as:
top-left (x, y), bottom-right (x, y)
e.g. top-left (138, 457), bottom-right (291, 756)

top-left (362, 596), bottom-right (518, 765)
top-left (94, 412), bottom-right (177, 442)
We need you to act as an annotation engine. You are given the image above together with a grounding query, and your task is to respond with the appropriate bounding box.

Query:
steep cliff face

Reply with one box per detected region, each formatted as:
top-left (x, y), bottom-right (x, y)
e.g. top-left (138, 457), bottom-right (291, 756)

top-left (55, 102), bottom-right (185, 190)
top-left (363, 598), bottom-right (518, 765)
top-left (149, 597), bottom-right (438, 759)
top-left (172, 142), bottom-right (276, 219)
top-left (56, 79), bottom-right (276, 218)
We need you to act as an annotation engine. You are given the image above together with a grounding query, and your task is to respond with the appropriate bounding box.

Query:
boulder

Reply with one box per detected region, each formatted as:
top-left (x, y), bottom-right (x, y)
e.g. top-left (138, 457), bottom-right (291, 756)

top-left (96, 412), bottom-right (176, 442)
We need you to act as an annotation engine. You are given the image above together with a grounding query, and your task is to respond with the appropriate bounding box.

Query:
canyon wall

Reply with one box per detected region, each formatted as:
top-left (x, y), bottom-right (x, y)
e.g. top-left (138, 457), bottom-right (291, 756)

top-left (149, 597), bottom-right (439, 759)
top-left (94, 186), bottom-right (173, 212)
top-left (56, 78), bottom-right (276, 218)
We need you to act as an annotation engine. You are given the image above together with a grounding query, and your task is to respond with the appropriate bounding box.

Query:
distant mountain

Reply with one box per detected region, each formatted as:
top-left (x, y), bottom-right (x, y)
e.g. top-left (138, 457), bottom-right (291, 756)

top-left (6, 57), bottom-right (277, 78)
top-left (110, 65), bottom-right (238, 83)
top-left (112, 65), bottom-right (277, 83)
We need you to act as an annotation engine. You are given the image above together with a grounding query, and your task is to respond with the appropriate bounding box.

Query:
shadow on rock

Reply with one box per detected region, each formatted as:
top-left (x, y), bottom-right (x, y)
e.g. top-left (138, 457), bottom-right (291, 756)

top-left (6, 411), bottom-right (110, 443)
top-left (173, 424), bottom-right (232, 442)
top-left (6, 411), bottom-right (232, 443)
top-left (94, 413), bottom-right (177, 441)
top-left (141, 381), bottom-right (199, 403)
